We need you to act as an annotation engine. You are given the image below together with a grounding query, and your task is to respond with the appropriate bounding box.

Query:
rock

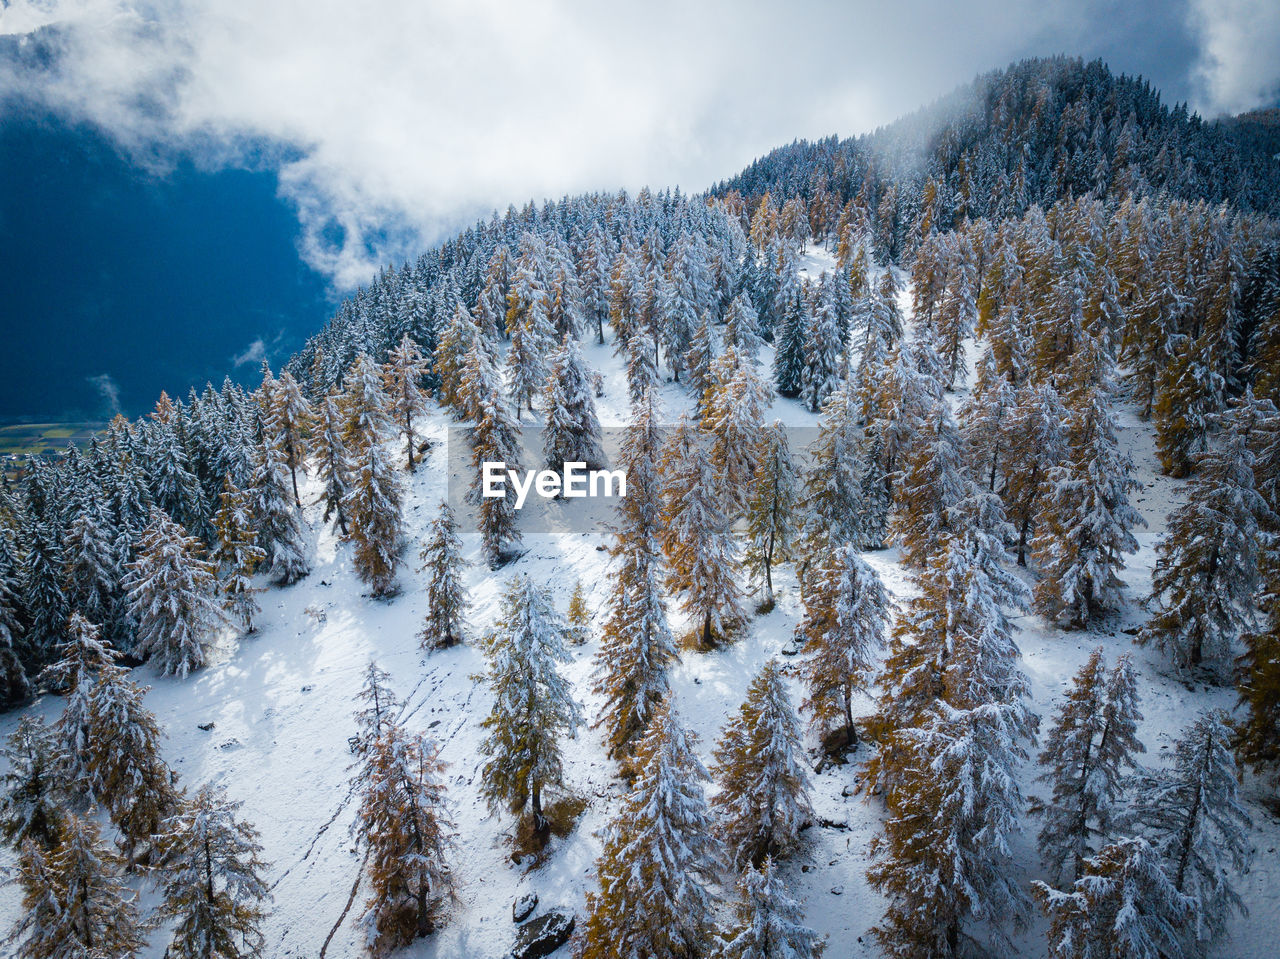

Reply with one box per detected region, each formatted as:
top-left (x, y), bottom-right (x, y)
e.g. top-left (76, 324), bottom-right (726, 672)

top-left (513, 892), bottom-right (538, 923)
top-left (197, 721), bottom-right (215, 731)
top-left (511, 909), bottom-right (574, 959)
top-left (779, 640), bottom-right (802, 657)
top-left (300, 684), bottom-right (314, 693)
top-left (831, 885), bottom-right (844, 896)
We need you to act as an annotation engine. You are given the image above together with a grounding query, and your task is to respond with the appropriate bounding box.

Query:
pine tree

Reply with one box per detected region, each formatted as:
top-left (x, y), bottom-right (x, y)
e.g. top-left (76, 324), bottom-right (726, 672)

top-left (417, 503), bottom-right (468, 650)
top-left (0, 541), bottom-right (31, 709)
top-left (269, 371), bottom-right (313, 507)
top-left (566, 580), bottom-right (591, 646)
top-left (383, 333), bottom-right (431, 471)
top-left (592, 392), bottom-right (678, 768)
top-left (1236, 562), bottom-right (1280, 782)
top-left (43, 613), bottom-right (120, 804)
top-left (462, 342), bottom-right (524, 566)
top-left (478, 576), bottom-right (583, 834)
top-left (1033, 649), bottom-right (1145, 882)
top-left (772, 287), bottom-right (808, 398)
top-left (725, 293), bottom-right (763, 362)
top-left (1139, 421), bottom-right (1269, 676)
top-left (62, 500), bottom-right (121, 646)
top-left (718, 858), bottom-right (826, 959)
top-left (153, 785), bottom-right (270, 959)
top-left (352, 660), bottom-right (401, 762)
top-left (743, 421), bottom-right (798, 606)
top-left (625, 330), bottom-right (661, 407)
top-left (88, 664), bottom-right (179, 867)
top-left (356, 722), bottom-right (454, 953)
top-left (889, 401), bottom-right (970, 568)
top-left (1001, 382), bottom-right (1069, 565)
top-left (661, 419), bottom-right (745, 648)
top-left (249, 433), bottom-right (311, 585)
top-left (314, 393), bottom-right (354, 535)
top-left (579, 704), bottom-right (719, 959)
top-left (543, 333), bottom-right (606, 471)
top-left (704, 349), bottom-right (771, 517)
top-left (212, 474), bottom-right (266, 633)
top-left (1033, 837), bottom-right (1192, 959)
top-left (712, 661), bottom-right (813, 870)
top-left (6, 814), bottom-right (144, 959)
top-left (0, 717), bottom-right (65, 852)
top-left (1130, 711), bottom-right (1251, 954)
top-left (797, 546), bottom-right (889, 747)
top-left (802, 296), bottom-right (844, 413)
top-left (506, 286), bottom-right (553, 417)
top-left (124, 507), bottom-right (225, 677)
top-left (341, 352), bottom-right (393, 453)
top-left (345, 440), bottom-right (404, 598)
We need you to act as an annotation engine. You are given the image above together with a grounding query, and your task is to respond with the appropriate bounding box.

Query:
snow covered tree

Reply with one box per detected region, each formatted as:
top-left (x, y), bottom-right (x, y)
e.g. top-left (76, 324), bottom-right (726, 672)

top-left (248, 434), bottom-right (311, 585)
top-left (661, 418), bottom-right (745, 648)
top-left (802, 297), bottom-right (844, 413)
top-left (62, 500), bottom-right (120, 646)
top-left (1129, 711), bottom-right (1251, 954)
top-left (41, 613), bottom-right (118, 804)
top-left (718, 858), bottom-right (826, 959)
top-left (6, 814), bottom-right (144, 959)
top-left (345, 440), bottom-right (404, 598)
top-left (686, 313), bottom-right (721, 412)
top-left (356, 722), bottom-right (454, 952)
top-left (124, 507), bottom-right (225, 677)
top-left (1001, 382), bottom-right (1068, 565)
top-left (462, 343), bottom-right (524, 566)
top-left (0, 543), bottom-right (31, 709)
top-left (212, 474), bottom-right (265, 633)
top-left (88, 664), bottom-right (179, 867)
top-left (382, 333), bottom-right (431, 471)
top-left (23, 525), bottom-right (69, 664)
top-left (772, 287), bottom-right (808, 398)
top-left (341, 352), bottom-right (393, 452)
top-left (506, 286), bottom-right (553, 417)
top-left (797, 546), bottom-right (890, 747)
top-left (593, 392), bottom-right (678, 769)
top-left (624, 330), bottom-right (661, 407)
top-left (1033, 837), bottom-right (1192, 959)
top-left (352, 660), bottom-right (400, 763)
top-left (1138, 422), bottom-right (1269, 676)
top-left (579, 703), bottom-right (720, 959)
top-left (725, 293), bottom-right (763, 362)
top-left (743, 421), bottom-right (798, 606)
top-left (153, 784), bottom-right (271, 959)
top-left (543, 333), bottom-right (606, 471)
top-left (1033, 649), bottom-right (1145, 882)
top-left (889, 401), bottom-right (970, 568)
top-left (268, 370), bottom-right (312, 507)
top-left (704, 349), bottom-right (771, 516)
top-left (417, 503), bottom-right (468, 650)
top-left (566, 580), bottom-right (591, 646)
top-left (0, 717), bottom-right (65, 852)
top-left (712, 661), bottom-right (813, 870)
top-left (314, 393), bottom-right (354, 535)
top-left (1031, 378), bottom-right (1143, 627)
top-left (1237, 569), bottom-right (1280, 782)
top-left (478, 576), bottom-right (583, 835)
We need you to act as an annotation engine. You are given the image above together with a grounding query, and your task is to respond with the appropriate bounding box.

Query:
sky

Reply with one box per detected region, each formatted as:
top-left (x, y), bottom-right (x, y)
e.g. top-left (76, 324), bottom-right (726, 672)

top-left (3, 0), bottom-right (1278, 289)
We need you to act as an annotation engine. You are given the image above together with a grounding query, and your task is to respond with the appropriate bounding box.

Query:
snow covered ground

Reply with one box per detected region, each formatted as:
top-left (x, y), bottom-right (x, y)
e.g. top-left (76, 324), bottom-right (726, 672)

top-left (2, 246), bottom-right (1277, 958)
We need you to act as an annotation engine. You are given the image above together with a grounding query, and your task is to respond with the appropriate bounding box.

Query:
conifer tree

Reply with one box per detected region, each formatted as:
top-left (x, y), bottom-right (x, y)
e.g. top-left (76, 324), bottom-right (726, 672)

top-left (345, 440), bottom-right (404, 598)
top-left (341, 352), bottom-right (393, 453)
top-left (153, 784), bottom-right (272, 959)
top-left (0, 717), bottom-right (65, 852)
top-left (1139, 421), bottom-right (1269, 676)
top-left (743, 421), bottom-right (798, 606)
top-left (1033, 649), bottom-right (1145, 882)
top-left (436, 302), bottom-right (480, 411)
top-left (249, 434), bottom-right (311, 585)
top-left (624, 330), bottom-right (661, 407)
top-left (462, 342), bottom-right (524, 566)
top-left (686, 313), bottom-right (721, 411)
top-left (725, 293), bottom-right (763, 362)
top-left (124, 507), bottom-right (225, 677)
top-left (212, 474), bottom-right (265, 633)
top-left (352, 661), bottom-right (400, 762)
top-left (592, 392), bottom-right (678, 767)
top-left (1130, 711), bottom-right (1251, 954)
top-left (506, 289), bottom-right (553, 417)
top-left (543, 334), bottom-right (606, 471)
top-left (417, 503), bottom-right (468, 650)
top-left (62, 501), bottom-right (121, 646)
top-left (478, 577), bottom-right (582, 834)
top-left (704, 348), bottom-right (770, 515)
top-left (566, 580), bottom-right (591, 646)
top-left (661, 419), bottom-right (745, 648)
top-left (88, 664), bottom-right (179, 867)
top-left (269, 371), bottom-right (313, 507)
top-left (797, 546), bottom-right (889, 747)
top-left (356, 722), bottom-right (454, 952)
top-left (802, 297), bottom-right (844, 413)
top-left (579, 704), bottom-right (719, 959)
top-left (712, 661), bottom-right (813, 870)
top-left (1001, 382), bottom-right (1069, 565)
top-left (314, 394), bottom-right (354, 535)
top-left (0, 543), bottom-right (31, 709)
top-left (43, 614), bottom-right (120, 805)
top-left (889, 402), bottom-right (970, 568)
top-left (1033, 837), bottom-right (1192, 959)
top-left (718, 858), bottom-right (826, 959)
top-left (6, 814), bottom-right (144, 959)
top-left (382, 333), bottom-right (431, 471)
top-left (772, 288), bottom-right (808, 398)
top-left (1237, 559), bottom-right (1280, 782)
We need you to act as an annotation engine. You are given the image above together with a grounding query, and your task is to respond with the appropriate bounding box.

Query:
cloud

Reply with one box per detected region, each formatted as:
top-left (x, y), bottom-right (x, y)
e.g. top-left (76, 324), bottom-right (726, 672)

top-left (1187, 0), bottom-right (1280, 116)
top-left (86, 372), bottom-right (121, 415)
top-left (0, 1), bottom-right (1233, 288)
top-left (231, 337), bottom-right (267, 368)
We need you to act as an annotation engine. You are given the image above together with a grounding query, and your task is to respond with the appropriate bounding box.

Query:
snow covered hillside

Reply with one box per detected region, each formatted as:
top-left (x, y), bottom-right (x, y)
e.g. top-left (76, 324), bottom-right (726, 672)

top-left (2, 241), bottom-right (1276, 959)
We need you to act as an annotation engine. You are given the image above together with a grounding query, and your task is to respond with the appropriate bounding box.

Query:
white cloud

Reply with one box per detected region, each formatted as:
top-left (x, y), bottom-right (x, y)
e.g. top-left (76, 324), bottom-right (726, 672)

top-left (85, 372), bottom-right (121, 415)
top-left (1187, 0), bottom-right (1280, 116)
top-left (0, 1), bottom-right (1243, 288)
top-left (231, 337), bottom-right (267, 368)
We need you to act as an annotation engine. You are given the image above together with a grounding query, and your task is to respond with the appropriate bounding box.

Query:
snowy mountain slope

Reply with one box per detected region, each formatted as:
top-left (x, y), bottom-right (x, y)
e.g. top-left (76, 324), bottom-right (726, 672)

top-left (2, 253), bottom-right (1277, 959)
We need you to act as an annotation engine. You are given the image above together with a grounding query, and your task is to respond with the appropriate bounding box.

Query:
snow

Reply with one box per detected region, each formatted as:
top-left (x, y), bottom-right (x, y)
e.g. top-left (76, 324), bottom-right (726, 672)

top-left (3, 274), bottom-right (1279, 959)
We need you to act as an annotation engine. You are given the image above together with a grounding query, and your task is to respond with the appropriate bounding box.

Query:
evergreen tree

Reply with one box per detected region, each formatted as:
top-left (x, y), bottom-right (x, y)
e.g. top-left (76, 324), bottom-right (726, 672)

top-left (797, 546), bottom-right (889, 747)
top-left (6, 814), bottom-right (144, 959)
top-left (43, 613), bottom-right (120, 803)
top-left (212, 475), bottom-right (266, 633)
top-left (1129, 711), bottom-right (1251, 954)
top-left (718, 858), bottom-right (826, 959)
top-left (314, 394), bottom-right (354, 536)
top-left (743, 421), bottom-right (798, 606)
top-left (153, 784), bottom-right (272, 959)
top-left (124, 507), bottom-right (225, 677)
top-left (249, 434), bottom-right (311, 585)
top-left (1001, 382), bottom-right (1069, 565)
top-left (1033, 837), bottom-right (1192, 959)
top-left (1033, 649), bottom-right (1145, 882)
top-left (725, 293), bottom-right (763, 362)
top-left (712, 661), bottom-right (813, 870)
top-left (889, 402), bottom-right (970, 568)
top-left (478, 577), bottom-right (583, 834)
top-left (341, 352), bottom-right (393, 453)
top-left (352, 661), bottom-right (400, 763)
top-left (62, 500), bottom-right (121, 646)
top-left (543, 333), bottom-right (606, 471)
top-left (506, 286), bottom-right (553, 417)
top-left (1236, 563), bottom-right (1280, 782)
top-left (802, 295), bottom-right (844, 413)
top-left (0, 717), bottom-right (65, 852)
top-left (417, 503), bottom-right (468, 650)
top-left (356, 722), bottom-right (454, 953)
top-left (772, 288), bottom-right (807, 398)
top-left (624, 330), bottom-right (661, 408)
top-left (566, 580), bottom-right (591, 646)
top-left (462, 343), bottom-right (524, 566)
top-left (579, 704), bottom-right (719, 959)
top-left (269, 371), bottom-right (313, 507)
top-left (345, 440), bottom-right (405, 598)
top-left (0, 540), bottom-right (31, 709)
top-left (382, 333), bottom-right (431, 471)
top-left (704, 350), bottom-right (770, 515)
